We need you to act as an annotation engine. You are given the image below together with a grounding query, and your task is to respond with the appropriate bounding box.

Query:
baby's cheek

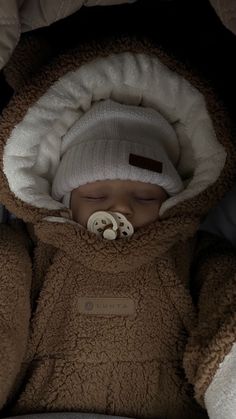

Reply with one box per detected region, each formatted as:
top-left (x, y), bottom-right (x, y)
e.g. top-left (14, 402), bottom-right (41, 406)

top-left (147, 204), bottom-right (161, 222)
top-left (71, 203), bottom-right (86, 226)
top-left (74, 204), bottom-right (102, 227)
top-left (133, 205), bottom-right (159, 229)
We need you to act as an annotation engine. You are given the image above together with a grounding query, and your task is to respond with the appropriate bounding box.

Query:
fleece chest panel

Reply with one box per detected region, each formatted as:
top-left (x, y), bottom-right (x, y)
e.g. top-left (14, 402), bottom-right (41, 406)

top-left (11, 252), bottom-right (205, 419)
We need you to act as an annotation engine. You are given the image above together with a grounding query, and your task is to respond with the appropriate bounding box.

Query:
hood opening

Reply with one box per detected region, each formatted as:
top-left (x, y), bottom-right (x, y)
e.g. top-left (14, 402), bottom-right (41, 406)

top-left (2, 52), bottom-right (226, 221)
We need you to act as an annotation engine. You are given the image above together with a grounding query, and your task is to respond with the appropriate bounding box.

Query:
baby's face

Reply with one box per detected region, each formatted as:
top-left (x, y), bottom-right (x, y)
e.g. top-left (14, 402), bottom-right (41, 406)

top-left (70, 180), bottom-right (168, 230)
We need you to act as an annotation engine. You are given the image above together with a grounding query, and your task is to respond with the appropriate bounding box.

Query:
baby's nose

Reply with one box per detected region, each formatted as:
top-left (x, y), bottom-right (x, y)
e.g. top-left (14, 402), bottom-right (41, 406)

top-left (109, 199), bottom-right (133, 217)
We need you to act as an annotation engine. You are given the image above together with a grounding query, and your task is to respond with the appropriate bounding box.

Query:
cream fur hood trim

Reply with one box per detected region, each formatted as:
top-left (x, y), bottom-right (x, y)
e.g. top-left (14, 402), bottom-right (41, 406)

top-left (205, 342), bottom-right (236, 419)
top-left (3, 52), bottom-right (226, 216)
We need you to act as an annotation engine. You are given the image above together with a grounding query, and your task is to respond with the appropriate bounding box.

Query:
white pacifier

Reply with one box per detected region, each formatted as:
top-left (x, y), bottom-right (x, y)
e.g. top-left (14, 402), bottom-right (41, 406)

top-left (87, 211), bottom-right (134, 240)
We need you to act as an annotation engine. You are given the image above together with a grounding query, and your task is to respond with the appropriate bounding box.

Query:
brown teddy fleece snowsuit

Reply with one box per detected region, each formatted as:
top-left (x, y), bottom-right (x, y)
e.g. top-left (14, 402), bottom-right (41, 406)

top-left (0, 38), bottom-right (236, 419)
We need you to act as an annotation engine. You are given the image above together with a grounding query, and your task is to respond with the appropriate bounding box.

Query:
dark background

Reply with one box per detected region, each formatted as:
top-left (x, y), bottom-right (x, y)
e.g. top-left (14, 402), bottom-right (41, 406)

top-left (1, 0), bottom-right (236, 119)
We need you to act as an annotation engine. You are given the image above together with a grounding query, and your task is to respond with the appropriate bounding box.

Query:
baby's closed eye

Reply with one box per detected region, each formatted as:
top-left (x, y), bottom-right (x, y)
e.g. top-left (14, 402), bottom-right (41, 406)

top-left (83, 196), bottom-right (106, 200)
top-left (135, 197), bottom-right (159, 202)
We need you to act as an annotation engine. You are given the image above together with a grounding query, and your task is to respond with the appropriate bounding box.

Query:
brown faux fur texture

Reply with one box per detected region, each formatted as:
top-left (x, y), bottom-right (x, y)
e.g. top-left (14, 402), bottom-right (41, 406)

top-left (0, 36), bottom-right (236, 418)
top-left (0, 223), bottom-right (32, 408)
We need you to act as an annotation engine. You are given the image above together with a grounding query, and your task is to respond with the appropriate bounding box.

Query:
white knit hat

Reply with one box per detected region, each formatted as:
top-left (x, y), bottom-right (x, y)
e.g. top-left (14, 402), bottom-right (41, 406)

top-left (52, 99), bottom-right (183, 207)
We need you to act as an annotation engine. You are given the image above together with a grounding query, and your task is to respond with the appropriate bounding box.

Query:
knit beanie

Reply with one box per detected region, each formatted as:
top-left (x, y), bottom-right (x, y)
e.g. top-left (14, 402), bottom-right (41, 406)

top-left (52, 99), bottom-right (183, 207)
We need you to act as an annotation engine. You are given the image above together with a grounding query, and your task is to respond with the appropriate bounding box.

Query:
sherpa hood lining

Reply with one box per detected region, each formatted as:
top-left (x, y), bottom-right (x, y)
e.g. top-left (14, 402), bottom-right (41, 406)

top-left (3, 52), bottom-right (226, 217)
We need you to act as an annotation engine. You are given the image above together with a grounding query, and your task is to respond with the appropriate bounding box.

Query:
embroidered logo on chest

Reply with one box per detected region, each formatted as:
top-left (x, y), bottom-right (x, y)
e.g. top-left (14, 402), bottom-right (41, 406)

top-left (78, 297), bottom-right (136, 316)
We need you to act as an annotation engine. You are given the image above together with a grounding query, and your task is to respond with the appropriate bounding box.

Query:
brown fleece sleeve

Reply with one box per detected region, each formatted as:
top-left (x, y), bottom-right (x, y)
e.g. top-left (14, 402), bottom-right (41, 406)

top-left (0, 223), bottom-right (32, 409)
top-left (183, 231), bottom-right (236, 408)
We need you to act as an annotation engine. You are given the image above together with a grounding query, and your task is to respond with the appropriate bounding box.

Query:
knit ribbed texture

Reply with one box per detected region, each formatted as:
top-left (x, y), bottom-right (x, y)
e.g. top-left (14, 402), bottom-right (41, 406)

top-left (52, 99), bottom-right (183, 206)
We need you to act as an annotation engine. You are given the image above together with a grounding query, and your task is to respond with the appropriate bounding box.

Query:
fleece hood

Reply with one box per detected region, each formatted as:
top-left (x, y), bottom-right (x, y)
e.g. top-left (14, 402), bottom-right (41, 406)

top-left (0, 40), bottom-right (235, 243)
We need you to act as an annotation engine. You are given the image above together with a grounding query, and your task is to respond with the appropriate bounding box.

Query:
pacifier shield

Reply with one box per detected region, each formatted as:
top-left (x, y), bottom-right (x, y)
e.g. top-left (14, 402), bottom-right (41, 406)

top-left (112, 212), bottom-right (134, 238)
top-left (87, 211), bottom-right (134, 240)
top-left (87, 211), bottom-right (118, 239)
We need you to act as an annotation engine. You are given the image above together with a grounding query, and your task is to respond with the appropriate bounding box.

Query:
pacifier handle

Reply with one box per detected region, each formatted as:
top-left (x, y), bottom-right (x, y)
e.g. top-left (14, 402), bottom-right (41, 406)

top-left (103, 225), bottom-right (117, 240)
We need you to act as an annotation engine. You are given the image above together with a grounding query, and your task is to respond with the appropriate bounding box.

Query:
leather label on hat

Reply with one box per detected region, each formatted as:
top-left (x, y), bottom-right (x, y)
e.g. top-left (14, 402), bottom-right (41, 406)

top-left (78, 297), bottom-right (136, 316)
top-left (129, 153), bottom-right (163, 173)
